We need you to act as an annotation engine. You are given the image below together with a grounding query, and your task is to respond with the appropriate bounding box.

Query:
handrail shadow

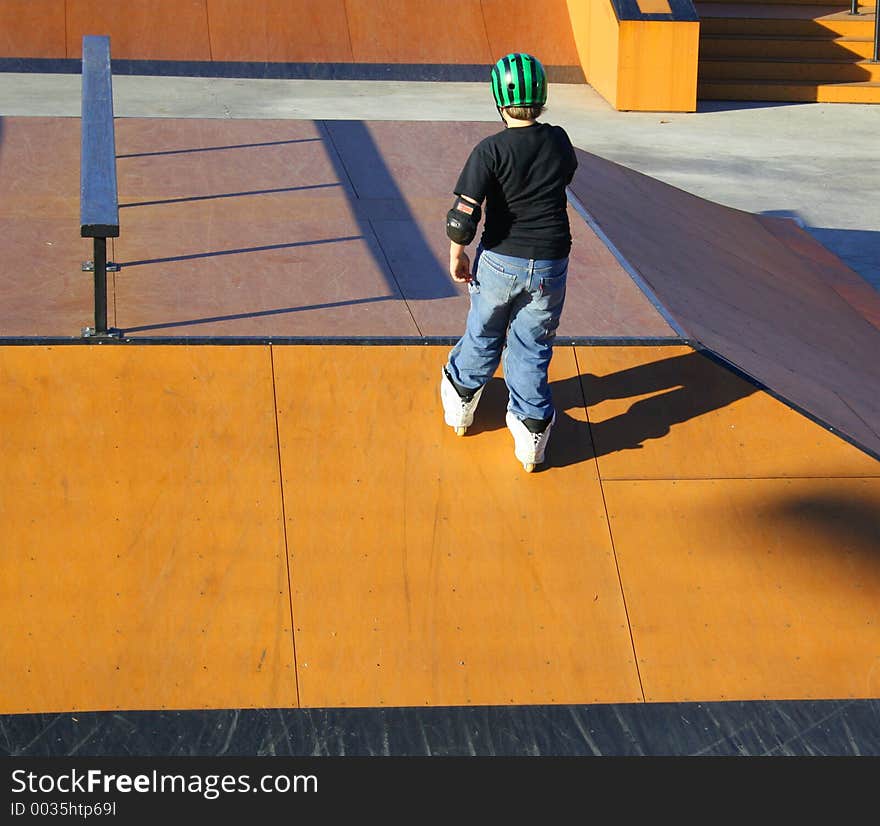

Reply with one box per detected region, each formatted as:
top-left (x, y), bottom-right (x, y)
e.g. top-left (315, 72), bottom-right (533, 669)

top-left (116, 137), bottom-right (323, 159)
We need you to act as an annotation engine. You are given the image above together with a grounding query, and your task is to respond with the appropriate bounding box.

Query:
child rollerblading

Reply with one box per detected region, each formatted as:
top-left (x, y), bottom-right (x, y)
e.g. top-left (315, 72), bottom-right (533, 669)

top-left (440, 52), bottom-right (578, 471)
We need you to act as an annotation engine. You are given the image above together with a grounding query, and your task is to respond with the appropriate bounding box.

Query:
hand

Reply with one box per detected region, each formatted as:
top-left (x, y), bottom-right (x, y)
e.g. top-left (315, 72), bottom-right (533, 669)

top-left (450, 250), bottom-right (471, 283)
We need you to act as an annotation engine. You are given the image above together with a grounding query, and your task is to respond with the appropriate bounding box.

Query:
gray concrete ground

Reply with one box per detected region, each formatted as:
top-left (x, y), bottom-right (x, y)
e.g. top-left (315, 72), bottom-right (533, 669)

top-left (1, 72), bottom-right (878, 290)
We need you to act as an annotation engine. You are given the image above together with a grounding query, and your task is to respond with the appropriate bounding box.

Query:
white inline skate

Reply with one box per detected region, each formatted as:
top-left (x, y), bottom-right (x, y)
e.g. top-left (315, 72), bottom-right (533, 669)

top-left (440, 367), bottom-right (485, 436)
top-left (506, 410), bottom-right (556, 472)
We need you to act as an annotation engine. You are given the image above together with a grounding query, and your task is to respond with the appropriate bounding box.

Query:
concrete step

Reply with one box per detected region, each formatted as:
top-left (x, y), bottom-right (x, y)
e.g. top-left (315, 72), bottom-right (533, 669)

top-left (697, 77), bottom-right (880, 100)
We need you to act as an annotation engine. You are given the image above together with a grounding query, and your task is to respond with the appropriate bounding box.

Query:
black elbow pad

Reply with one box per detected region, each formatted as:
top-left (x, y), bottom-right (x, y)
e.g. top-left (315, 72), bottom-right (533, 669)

top-left (446, 197), bottom-right (482, 245)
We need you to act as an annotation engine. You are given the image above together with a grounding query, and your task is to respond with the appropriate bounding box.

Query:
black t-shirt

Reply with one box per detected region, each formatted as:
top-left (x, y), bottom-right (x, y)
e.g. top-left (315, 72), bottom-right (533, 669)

top-left (454, 122), bottom-right (578, 260)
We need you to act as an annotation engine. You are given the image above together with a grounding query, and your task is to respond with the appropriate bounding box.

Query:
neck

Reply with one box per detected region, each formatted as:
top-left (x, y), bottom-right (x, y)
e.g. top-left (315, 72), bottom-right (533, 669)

top-left (500, 110), bottom-right (537, 128)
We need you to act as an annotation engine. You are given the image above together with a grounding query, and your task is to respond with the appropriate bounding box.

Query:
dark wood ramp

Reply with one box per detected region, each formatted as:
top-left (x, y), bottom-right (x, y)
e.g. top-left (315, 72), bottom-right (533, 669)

top-left (568, 149), bottom-right (880, 459)
top-left (0, 117), bottom-right (675, 340)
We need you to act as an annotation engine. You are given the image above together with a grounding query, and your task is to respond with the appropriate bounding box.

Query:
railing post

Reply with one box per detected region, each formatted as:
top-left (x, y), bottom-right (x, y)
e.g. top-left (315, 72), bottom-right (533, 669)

top-left (92, 237), bottom-right (108, 334)
top-left (874, 1), bottom-right (879, 61)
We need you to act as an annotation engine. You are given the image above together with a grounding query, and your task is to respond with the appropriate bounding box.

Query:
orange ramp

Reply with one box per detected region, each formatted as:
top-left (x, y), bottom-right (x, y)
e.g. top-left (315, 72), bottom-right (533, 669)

top-left (1, 343), bottom-right (878, 715)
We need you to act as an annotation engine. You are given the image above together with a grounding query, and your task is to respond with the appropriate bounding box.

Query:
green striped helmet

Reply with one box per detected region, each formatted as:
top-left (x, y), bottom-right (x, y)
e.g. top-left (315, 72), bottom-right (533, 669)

top-left (490, 53), bottom-right (547, 108)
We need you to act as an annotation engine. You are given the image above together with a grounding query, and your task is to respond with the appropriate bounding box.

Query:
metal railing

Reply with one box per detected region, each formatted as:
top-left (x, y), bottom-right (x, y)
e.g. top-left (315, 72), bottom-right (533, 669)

top-left (849, 0), bottom-right (879, 62)
top-left (79, 34), bottom-right (121, 338)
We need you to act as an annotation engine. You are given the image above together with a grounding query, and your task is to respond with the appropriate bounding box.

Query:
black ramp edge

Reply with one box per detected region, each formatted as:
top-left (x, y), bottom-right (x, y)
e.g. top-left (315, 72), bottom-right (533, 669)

top-left (3, 699), bottom-right (880, 756)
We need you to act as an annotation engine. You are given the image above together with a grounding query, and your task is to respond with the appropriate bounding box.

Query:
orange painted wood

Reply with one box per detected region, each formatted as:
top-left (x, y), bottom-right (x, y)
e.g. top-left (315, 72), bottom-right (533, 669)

top-left (0, 346), bottom-right (295, 714)
top-left (568, 0), bottom-right (621, 109)
top-left (579, 346), bottom-right (880, 480)
top-left (481, 0), bottom-right (582, 66)
top-left (604, 477), bottom-right (880, 702)
top-left (345, 0), bottom-right (494, 64)
top-left (206, 0), bottom-right (353, 63)
top-left (636, 0), bottom-right (672, 13)
top-left (66, 0), bottom-right (212, 61)
top-left (567, 0), bottom-right (700, 111)
top-left (205, 0), bottom-right (270, 62)
top-left (275, 345), bottom-right (642, 708)
top-left (0, 0), bottom-right (66, 58)
top-left (617, 20), bottom-right (699, 111)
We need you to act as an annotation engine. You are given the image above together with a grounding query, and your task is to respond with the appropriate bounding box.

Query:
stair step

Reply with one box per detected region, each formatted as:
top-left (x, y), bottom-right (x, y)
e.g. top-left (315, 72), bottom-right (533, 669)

top-left (699, 56), bottom-right (880, 79)
top-left (699, 34), bottom-right (876, 58)
top-left (697, 77), bottom-right (880, 100)
top-left (698, 9), bottom-right (876, 36)
top-left (697, 0), bottom-right (870, 4)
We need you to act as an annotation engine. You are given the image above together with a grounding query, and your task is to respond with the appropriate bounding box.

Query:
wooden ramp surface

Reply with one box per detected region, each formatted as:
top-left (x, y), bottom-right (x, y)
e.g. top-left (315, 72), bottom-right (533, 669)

top-left (0, 117), bottom-right (674, 340)
top-left (569, 149), bottom-right (880, 460)
top-left (1, 344), bottom-right (878, 715)
top-left (0, 0), bottom-right (583, 69)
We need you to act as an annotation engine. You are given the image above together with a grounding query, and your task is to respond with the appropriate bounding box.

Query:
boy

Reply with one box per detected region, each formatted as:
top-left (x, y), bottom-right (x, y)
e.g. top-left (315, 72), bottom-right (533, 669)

top-left (441, 52), bottom-right (578, 472)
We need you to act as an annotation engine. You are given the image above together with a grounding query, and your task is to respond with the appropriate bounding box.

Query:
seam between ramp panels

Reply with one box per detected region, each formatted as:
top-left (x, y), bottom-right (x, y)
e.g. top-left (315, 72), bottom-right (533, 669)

top-left (269, 344), bottom-right (301, 707)
top-left (572, 345), bottom-right (647, 704)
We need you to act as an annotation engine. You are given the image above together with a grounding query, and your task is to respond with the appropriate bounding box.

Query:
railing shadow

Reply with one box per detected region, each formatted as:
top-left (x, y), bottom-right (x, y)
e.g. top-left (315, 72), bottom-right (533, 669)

top-left (119, 295), bottom-right (396, 334)
top-left (119, 182), bottom-right (341, 209)
top-left (116, 137), bottom-right (323, 159)
top-left (118, 235), bottom-right (362, 268)
top-left (113, 120), bottom-right (456, 323)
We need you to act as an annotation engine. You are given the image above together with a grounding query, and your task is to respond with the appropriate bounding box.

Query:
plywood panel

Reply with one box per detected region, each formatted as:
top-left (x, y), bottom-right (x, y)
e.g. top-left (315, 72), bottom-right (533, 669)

top-left (275, 344), bottom-right (642, 708)
top-left (0, 117), bottom-right (80, 201)
top-left (205, 0), bottom-right (269, 63)
top-left (114, 118), bottom-right (341, 202)
top-left (370, 199), bottom-right (676, 337)
top-left (758, 215), bottom-right (880, 332)
top-left (0, 214), bottom-right (93, 336)
top-left (0, 345), bottom-right (295, 714)
top-left (579, 346), bottom-right (880, 479)
top-left (346, 0), bottom-right (493, 64)
top-left (66, 0), bottom-right (212, 61)
top-left (206, 0), bottom-right (353, 63)
top-left (0, 0), bottom-right (66, 58)
top-left (323, 120), bottom-right (497, 200)
top-left (113, 195), bottom-right (417, 337)
top-left (569, 149), bottom-right (880, 459)
top-left (481, 0), bottom-right (582, 66)
top-left (618, 20), bottom-right (699, 112)
top-left (605, 477), bottom-right (880, 702)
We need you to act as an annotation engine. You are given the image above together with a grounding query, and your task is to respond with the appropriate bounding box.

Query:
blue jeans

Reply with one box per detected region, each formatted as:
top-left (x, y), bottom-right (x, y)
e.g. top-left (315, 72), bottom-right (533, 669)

top-left (446, 246), bottom-right (568, 421)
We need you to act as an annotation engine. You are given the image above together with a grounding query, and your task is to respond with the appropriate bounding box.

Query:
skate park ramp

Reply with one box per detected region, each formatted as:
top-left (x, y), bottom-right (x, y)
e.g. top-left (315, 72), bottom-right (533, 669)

top-left (2, 111), bottom-right (880, 756)
top-left (0, 0), bottom-right (584, 79)
top-left (568, 149), bottom-right (880, 461)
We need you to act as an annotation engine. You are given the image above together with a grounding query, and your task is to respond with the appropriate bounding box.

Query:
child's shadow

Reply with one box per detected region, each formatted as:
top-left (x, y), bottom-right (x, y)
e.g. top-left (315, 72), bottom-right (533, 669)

top-left (469, 350), bottom-right (759, 471)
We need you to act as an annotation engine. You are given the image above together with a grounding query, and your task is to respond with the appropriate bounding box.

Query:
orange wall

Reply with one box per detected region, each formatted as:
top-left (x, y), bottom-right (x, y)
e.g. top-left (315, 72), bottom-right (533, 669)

top-left (0, 0), bottom-right (581, 65)
top-left (0, 0), bottom-right (65, 58)
top-left (567, 0), bottom-right (698, 112)
top-left (66, 0), bottom-right (212, 60)
top-left (0, 0), bottom-right (698, 112)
